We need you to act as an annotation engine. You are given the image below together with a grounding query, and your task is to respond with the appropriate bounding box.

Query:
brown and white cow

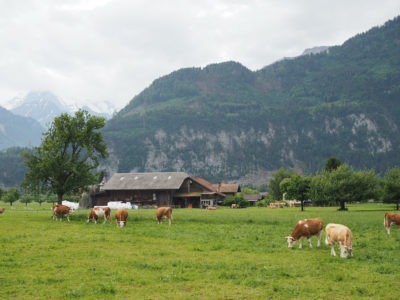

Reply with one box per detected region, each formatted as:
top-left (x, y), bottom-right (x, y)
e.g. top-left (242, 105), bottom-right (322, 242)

top-left (384, 212), bottom-right (400, 234)
top-left (87, 206), bottom-right (111, 224)
top-left (115, 209), bottom-right (128, 227)
top-left (286, 218), bottom-right (324, 248)
top-left (325, 223), bottom-right (353, 258)
top-left (0, 207), bottom-right (5, 214)
top-left (231, 204), bottom-right (238, 209)
top-left (52, 204), bottom-right (72, 222)
top-left (156, 207), bottom-right (173, 225)
top-left (206, 206), bottom-right (217, 210)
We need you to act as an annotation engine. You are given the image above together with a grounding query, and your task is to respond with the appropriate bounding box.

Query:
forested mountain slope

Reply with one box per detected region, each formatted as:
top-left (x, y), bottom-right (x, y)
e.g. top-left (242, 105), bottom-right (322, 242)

top-left (103, 16), bottom-right (400, 184)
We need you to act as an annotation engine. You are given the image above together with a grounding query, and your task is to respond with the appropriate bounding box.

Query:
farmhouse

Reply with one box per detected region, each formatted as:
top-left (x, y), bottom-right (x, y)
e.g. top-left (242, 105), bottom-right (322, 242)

top-left (93, 172), bottom-right (225, 208)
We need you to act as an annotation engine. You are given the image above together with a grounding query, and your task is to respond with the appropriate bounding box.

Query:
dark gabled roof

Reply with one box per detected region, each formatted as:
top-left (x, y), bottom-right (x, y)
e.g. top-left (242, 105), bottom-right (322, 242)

top-left (101, 172), bottom-right (223, 195)
top-left (212, 183), bottom-right (241, 193)
top-left (191, 176), bottom-right (216, 192)
top-left (101, 172), bottom-right (190, 190)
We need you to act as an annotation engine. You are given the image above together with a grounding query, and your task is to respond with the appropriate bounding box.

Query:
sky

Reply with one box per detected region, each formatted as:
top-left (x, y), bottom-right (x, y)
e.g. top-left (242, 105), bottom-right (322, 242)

top-left (0, 0), bottom-right (399, 111)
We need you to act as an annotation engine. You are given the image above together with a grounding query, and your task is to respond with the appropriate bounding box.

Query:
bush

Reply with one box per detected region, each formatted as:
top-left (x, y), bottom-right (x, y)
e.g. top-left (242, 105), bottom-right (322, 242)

top-left (223, 194), bottom-right (249, 208)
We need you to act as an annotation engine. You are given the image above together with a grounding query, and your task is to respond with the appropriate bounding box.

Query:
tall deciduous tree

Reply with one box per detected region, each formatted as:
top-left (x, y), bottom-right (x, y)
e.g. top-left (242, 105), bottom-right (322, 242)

top-left (3, 187), bottom-right (20, 206)
top-left (309, 164), bottom-right (379, 210)
top-left (22, 110), bottom-right (108, 203)
top-left (382, 167), bottom-right (400, 210)
top-left (268, 167), bottom-right (295, 201)
top-left (280, 174), bottom-right (311, 211)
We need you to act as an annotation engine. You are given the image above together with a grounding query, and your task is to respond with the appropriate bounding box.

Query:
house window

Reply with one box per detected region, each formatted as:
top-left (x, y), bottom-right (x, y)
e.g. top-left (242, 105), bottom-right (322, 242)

top-left (153, 193), bottom-right (156, 201)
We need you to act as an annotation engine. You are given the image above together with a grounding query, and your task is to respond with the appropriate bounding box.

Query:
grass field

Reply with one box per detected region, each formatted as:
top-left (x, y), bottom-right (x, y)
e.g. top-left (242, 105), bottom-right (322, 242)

top-left (0, 201), bottom-right (399, 299)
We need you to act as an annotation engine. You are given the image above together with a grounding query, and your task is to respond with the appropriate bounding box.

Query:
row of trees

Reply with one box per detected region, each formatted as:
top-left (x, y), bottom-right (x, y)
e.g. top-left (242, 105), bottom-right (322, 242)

top-left (0, 188), bottom-right (79, 206)
top-left (269, 157), bottom-right (400, 211)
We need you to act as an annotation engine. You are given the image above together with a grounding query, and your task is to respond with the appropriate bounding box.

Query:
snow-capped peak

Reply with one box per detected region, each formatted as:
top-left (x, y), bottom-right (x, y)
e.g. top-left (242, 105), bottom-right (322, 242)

top-left (5, 91), bottom-right (116, 127)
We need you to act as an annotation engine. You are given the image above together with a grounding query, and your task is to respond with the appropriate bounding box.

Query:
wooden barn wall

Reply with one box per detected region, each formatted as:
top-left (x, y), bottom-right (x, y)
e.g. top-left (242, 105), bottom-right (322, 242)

top-left (94, 190), bottom-right (173, 207)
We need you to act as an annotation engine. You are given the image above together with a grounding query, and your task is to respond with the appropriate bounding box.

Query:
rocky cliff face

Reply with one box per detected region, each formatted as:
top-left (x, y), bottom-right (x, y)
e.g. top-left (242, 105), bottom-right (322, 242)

top-left (115, 111), bottom-right (395, 185)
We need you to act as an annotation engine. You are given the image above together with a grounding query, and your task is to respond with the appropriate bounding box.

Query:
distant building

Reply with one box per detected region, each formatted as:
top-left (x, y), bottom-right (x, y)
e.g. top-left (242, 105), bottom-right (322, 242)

top-left (212, 183), bottom-right (241, 196)
top-left (243, 194), bottom-right (263, 206)
top-left (92, 172), bottom-right (225, 208)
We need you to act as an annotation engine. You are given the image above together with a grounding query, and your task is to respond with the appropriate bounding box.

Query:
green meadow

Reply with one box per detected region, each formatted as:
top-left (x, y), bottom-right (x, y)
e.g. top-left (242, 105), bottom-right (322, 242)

top-left (0, 202), bottom-right (399, 299)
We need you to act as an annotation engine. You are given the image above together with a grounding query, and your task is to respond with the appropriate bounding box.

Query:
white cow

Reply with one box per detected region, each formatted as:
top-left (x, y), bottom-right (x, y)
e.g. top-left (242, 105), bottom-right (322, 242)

top-left (325, 223), bottom-right (353, 258)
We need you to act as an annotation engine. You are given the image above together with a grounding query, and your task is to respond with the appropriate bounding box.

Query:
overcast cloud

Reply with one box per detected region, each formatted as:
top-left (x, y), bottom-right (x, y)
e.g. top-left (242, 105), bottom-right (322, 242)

top-left (0, 0), bottom-right (399, 110)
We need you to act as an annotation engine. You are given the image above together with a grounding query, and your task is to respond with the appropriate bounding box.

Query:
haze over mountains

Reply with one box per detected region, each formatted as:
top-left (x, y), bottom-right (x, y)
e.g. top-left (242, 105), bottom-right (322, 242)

top-left (0, 91), bottom-right (116, 150)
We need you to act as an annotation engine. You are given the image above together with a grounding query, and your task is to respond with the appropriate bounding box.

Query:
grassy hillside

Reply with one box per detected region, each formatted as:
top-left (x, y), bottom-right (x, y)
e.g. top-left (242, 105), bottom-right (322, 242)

top-left (1, 201), bottom-right (399, 299)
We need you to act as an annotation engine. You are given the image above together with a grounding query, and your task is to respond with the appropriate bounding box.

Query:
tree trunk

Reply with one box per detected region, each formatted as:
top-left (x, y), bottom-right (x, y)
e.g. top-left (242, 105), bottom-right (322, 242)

top-left (57, 193), bottom-right (63, 205)
top-left (301, 200), bottom-right (304, 211)
top-left (396, 200), bottom-right (399, 210)
top-left (338, 200), bottom-right (347, 211)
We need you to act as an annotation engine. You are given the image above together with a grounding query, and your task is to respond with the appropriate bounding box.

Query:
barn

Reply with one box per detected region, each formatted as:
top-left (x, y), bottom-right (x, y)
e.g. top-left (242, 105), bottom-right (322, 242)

top-left (92, 172), bottom-right (225, 208)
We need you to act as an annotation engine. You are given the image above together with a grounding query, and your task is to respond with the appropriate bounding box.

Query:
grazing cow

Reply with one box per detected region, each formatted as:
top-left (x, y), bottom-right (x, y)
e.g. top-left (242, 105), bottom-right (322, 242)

top-left (231, 204), bottom-right (238, 209)
top-left (0, 207), bottom-right (5, 214)
top-left (286, 218), bottom-right (324, 248)
top-left (87, 206), bottom-right (111, 224)
top-left (115, 209), bottom-right (128, 227)
top-left (384, 212), bottom-right (400, 234)
top-left (52, 204), bottom-right (72, 222)
top-left (156, 207), bottom-right (173, 225)
top-left (325, 223), bottom-right (353, 258)
top-left (206, 206), bottom-right (217, 210)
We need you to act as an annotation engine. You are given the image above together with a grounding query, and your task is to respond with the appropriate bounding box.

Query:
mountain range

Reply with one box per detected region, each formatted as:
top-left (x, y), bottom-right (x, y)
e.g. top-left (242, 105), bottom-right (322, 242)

top-left (102, 16), bottom-right (400, 185)
top-left (1, 16), bottom-right (399, 187)
top-left (0, 91), bottom-right (116, 150)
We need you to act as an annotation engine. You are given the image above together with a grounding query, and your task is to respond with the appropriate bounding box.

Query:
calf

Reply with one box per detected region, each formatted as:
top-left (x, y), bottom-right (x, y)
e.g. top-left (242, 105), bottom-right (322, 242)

top-left (52, 204), bottom-right (72, 222)
top-left (286, 218), bottom-right (323, 248)
top-left (325, 223), bottom-right (353, 258)
top-left (384, 212), bottom-right (400, 234)
top-left (156, 207), bottom-right (173, 225)
top-left (115, 209), bottom-right (128, 227)
top-left (87, 206), bottom-right (111, 224)
top-left (207, 206), bottom-right (217, 210)
top-left (0, 207), bottom-right (5, 214)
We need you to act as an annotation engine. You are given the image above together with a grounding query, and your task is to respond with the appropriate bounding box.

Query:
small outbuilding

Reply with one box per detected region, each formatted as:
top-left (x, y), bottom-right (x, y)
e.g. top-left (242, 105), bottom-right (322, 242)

top-left (212, 183), bottom-right (241, 196)
top-left (243, 194), bottom-right (263, 206)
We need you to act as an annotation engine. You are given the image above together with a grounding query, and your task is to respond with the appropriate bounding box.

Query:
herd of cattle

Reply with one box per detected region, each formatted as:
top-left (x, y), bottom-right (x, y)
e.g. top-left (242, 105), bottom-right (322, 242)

top-left (2, 205), bottom-right (400, 258)
top-left (285, 212), bottom-right (400, 258)
top-left (51, 203), bottom-right (173, 227)
top-left (285, 218), bottom-right (353, 258)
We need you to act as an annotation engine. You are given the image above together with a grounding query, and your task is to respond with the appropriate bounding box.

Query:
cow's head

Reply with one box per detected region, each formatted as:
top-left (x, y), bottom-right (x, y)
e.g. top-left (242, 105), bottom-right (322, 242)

top-left (117, 220), bottom-right (126, 228)
top-left (286, 236), bottom-right (296, 248)
top-left (340, 246), bottom-right (352, 258)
